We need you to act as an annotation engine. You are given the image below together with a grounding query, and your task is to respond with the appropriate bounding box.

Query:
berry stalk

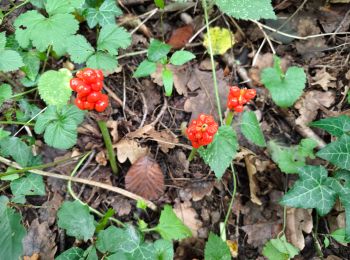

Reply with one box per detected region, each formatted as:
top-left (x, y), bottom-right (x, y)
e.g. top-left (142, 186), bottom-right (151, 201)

top-left (225, 110), bottom-right (234, 126)
top-left (188, 148), bottom-right (197, 162)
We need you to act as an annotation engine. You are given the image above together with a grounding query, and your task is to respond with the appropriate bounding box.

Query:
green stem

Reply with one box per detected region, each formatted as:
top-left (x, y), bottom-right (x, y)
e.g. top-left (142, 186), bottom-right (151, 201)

top-left (3, 0), bottom-right (30, 18)
top-left (202, 0), bottom-right (223, 125)
top-left (225, 111), bottom-right (234, 126)
top-left (188, 148), bottom-right (197, 161)
top-left (97, 120), bottom-right (118, 175)
top-left (0, 121), bottom-right (34, 126)
top-left (313, 214), bottom-right (324, 257)
top-left (41, 45), bottom-right (52, 73)
top-left (11, 88), bottom-right (37, 99)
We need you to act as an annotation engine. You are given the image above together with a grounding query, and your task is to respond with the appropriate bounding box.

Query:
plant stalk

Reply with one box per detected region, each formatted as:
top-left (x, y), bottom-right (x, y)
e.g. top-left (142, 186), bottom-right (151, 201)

top-left (0, 121), bottom-right (35, 126)
top-left (225, 111), bottom-right (234, 126)
top-left (188, 148), bottom-right (197, 162)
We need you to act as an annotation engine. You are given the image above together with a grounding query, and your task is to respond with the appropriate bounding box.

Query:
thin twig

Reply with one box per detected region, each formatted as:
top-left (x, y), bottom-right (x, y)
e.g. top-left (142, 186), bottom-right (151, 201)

top-left (130, 8), bottom-right (158, 35)
top-left (150, 97), bottom-right (168, 126)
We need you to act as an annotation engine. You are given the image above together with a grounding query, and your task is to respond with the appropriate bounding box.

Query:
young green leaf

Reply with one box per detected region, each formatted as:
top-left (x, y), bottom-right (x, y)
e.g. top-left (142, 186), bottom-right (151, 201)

top-left (86, 52), bottom-right (118, 72)
top-left (204, 232), bottom-right (231, 260)
top-left (97, 24), bottom-right (131, 55)
top-left (85, 0), bottom-right (122, 28)
top-left (261, 56), bottom-right (306, 107)
top-left (162, 68), bottom-right (174, 96)
top-left (95, 208), bottom-right (115, 232)
top-left (169, 50), bottom-right (195, 66)
top-left (263, 235), bottom-right (299, 260)
top-left (147, 39), bottom-right (171, 62)
top-left (154, 0), bottom-right (165, 9)
top-left (0, 128), bottom-right (10, 140)
top-left (10, 174), bottom-right (46, 204)
top-left (240, 111), bottom-right (266, 147)
top-left (0, 136), bottom-right (33, 167)
top-left (198, 126), bottom-right (238, 179)
top-left (55, 247), bottom-right (85, 260)
top-left (280, 165), bottom-right (337, 216)
top-left (311, 115), bottom-right (350, 137)
top-left (317, 134), bottom-right (350, 170)
top-left (0, 84), bottom-right (12, 107)
top-left (67, 35), bottom-right (95, 64)
top-left (38, 69), bottom-right (72, 107)
top-left (324, 236), bottom-right (330, 248)
top-left (154, 239), bottom-right (174, 260)
top-left (57, 200), bottom-right (95, 241)
top-left (330, 229), bottom-right (350, 244)
top-left (133, 60), bottom-right (157, 78)
top-left (203, 27), bottom-right (235, 55)
top-left (0, 32), bottom-right (23, 72)
top-left (155, 205), bottom-right (192, 241)
top-left (21, 51), bottom-right (40, 81)
top-left (214, 0), bottom-right (276, 20)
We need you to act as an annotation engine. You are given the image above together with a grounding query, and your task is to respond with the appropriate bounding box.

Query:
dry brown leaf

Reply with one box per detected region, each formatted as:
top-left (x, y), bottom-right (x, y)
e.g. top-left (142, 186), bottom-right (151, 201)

top-left (285, 208), bottom-right (313, 250)
top-left (106, 120), bottom-right (118, 143)
top-left (111, 197), bottom-right (132, 217)
top-left (140, 79), bottom-right (161, 111)
top-left (119, 14), bottom-right (152, 38)
top-left (174, 200), bottom-right (202, 237)
top-left (39, 193), bottom-right (63, 226)
top-left (95, 150), bottom-right (107, 166)
top-left (245, 154), bottom-right (262, 205)
top-left (311, 68), bottom-right (336, 91)
top-left (186, 181), bottom-right (214, 202)
top-left (241, 222), bottom-right (283, 247)
top-left (199, 58), bottom-right (218, 71)
top-left (167, 24), bottom-right (194, 49)
top-left (227, 240), bottom-right (238, 258)
top-left (23, 254), bottom-right (39, 260)
top-left (125, 156), bottom-right (164, 200)
top-left (23, 219), bottom-right (57, 260)
top-left (114, 139), bottom-right (148, 163)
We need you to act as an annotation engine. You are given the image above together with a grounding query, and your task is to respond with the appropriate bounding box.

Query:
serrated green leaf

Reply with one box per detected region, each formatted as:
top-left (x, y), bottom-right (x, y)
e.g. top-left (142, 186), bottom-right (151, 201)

top-left (147, 39), bottom-right (171, 62)
top-left (38, 69), bottom-right (72, 107)
top-left (57, 200), bottom-right (95, 241)
top-left (154, 239), bottom-right (174, 260)
top-left (317, 134), bottom-right (350, 170)
top-left (155, 205), bottom-right (192, 241)
top-left (198, 126), bottom-right (238, 179)
top-left (21, 51), bottom-right (40, 81)
top-left (204, 232), bottom-right (231, 260)
top-left (215, 0), bottom-right (276, 20)
top-left (10, 174), bottom-right (46, 203)
top-left (0, 206), bottom-right (27, 260)
top-left (0, 137), bottom-right (33, 167)
top-left (263, 235), bottom-right (299, 260)
top-left (29, 0), bottom-right (45, 8)
top-left (16, 99), bottom-right (41, 122)
top-left (330, 229), bottom-right (350, 244)
top-left (162, 68), bottom-right (173, 96)
top-left (280, 165), bottom-right (337, 216)
top-left (133, 60), bottom-right (157, 78)
top-left (86, 52), bottom-right (118, 73)
top-left (203, 27), bottom-right (235, 55)
top-left (55, 247), bottom-right (85, 260)
top-left (0, 32), bottom-right (6, 51)
top-left (169, 50), bottom-right (195, 66)
top-left (67, 35), bottom-right (95, 64)
top-left (0, 50), bottom-right (24, 72)
top-left (97, 24), bottom-right (131, 55)
top-left (85, 0), bottom-right (122, 28)
top-left (261, 56), bottom-right (306, 107)
top-left (311, 115), bottom-right (350, 137)
top-left (45, 0), bottom-right (84, 16)
top-left (0, 84), bottom-right (12, 107)
top-left (241, 111), bottom-right (266, 147)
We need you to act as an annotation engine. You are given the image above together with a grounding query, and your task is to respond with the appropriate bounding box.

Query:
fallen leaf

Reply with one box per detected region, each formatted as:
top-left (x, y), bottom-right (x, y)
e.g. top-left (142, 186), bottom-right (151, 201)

top-left (119, 14), bottom-right (152, 38)
top-left (22, 219), bottom-right (57, 260)
top-left (311, 68), bottom-right (336, 91)
top-left (186, 181), bottom-right (214, 202)
top-left (114, 139), bottom-right (148, 163)
top-left (174, 200), bottom-right (202, 237)
top-left (125, 156), bottom-right (164, 200)
top-left (140, 79), bottom-right (161, 111)
top-left (111, 196), bottom-right (132, 217)
top-left (227, 240), bottom-right (238, 258)
top-left (199, 58), bottom-right (218, 71)
top-left (245, 154), bottom-right (262, 205)
top-left (167, 24), bottom-right (194, 49)
top-left (23, 254), bottom-right (39, 260)
top-left (39, 192), bottom-right (63, 226)
top-left (106, 120), bottom-right (118, 143)
top-left (242, 222), bottom-right (283, 247)
top-left (95, 150), bottom-right (107, 166)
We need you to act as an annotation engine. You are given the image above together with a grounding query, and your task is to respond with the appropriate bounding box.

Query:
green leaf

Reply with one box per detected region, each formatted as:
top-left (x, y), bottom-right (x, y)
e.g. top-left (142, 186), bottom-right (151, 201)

top-left (97, 24), bottom-right (131, 55)
top-left (30, 0), bottom-right (45, 8)
top-left (0, 137), bottom-right (33, 167)
top-left (154, 0), bottom-right (165, 9)
top-left (55, 247), bottom-right (85, 260)
top-left (311, 115), bottom-right (350, 137)
top-left (155, 205), bottom-right (192, 241)
top-left (280, 165), bottom-right (337, 216)
top-left (0, 84), bottom-right (12, 107)
top-left (198, 126), bottom-right (238, 179)
top-left (86, 52), bottom-right (118, 73)
top-left (240, 111), bottom-right (266, 147)
top-left (203, 27), bottom-right (235, 55)
top-left (84, 246), bottom-right (98, 260)
top-left (0, 128), bottom-right (11, 140)
top-left (204, 232), bottom-right (231, 260)
top-left (214, 0), bottom-right (276, 20)
top-left (263, 235), bottom-right (299, 260)
top-left (16, 99), bottom-right (41, 122)
top-left (10, 174), bottom-right (46, 203)
top-left (95, 208), bottom-right (115, 232)
top-left (96, 226), bottom-right (124, 253)
top-left (133, 60), bottom-right (157, 78)
top-left (154, 239), bottom-right (174, 260)
top-left (162, 68), bottom-right (174, 96)
top-left (338, 188), bottom-right (350, 240)
top-left (169, 50), bottom-right (195, 66)
top-left (317, 134), bottom-right (350, 170)
top-left (106, 253), bottom-right (128, 260)
top-left (147, 39), bottom-right (171, 62)
top-left (38, 69), bottom-right (72, 107)
top-left (331, 228), bottom-right (350, 244)
top-left (67, 35), bottom-right (95, 64)
top-left (0, 32), bottom-right (6, 51)
top-left (324, 236), bottom-right (330, 248)
top-left (85, 0), bottom-right (122, 28)
top-left (0, 50), bottom-right (24, 72)
top-left (21, 51), bottom-right (40, 81)
top-left (0, 205), bottom-right (27, 260)
top-left (57, 200), bottom-right (95, 241)
top-left (45, 0), bottom-right (84, 16)
top-left (34, 105), bottom-right (85, 150)
top-left (261, 56), bottom-right (306, 107)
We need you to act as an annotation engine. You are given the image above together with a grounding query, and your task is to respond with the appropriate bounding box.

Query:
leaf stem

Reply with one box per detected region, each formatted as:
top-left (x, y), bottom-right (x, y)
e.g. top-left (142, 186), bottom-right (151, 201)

top-left (225, 110), bottom-right (234, 126)
top-left (188, 148), bottom-right (197, 162)
top-left (10, 87), bottom-right (38, 99)
top-left (3, 0), bottom-right (30, 18)
top-left (97, 120), bottom-right (118, 175)
top-left (0, 121), bottom-right (35, 126)
top-left (41, 45), bottom-right (52, 73)
top-left (117, 49), bottom-right (148, 60)
top-left (313, 214), bottom-right (324, 257)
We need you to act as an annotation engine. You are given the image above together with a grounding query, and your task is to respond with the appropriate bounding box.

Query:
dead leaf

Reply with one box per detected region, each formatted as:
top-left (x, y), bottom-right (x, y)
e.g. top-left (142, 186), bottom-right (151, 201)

top-left (114, 139), bottom-right (148, 163)
top-left (23, 254), bottom-right (39, 260)
top-left (285, 208), bottom-right (313, 250)
top-left (22, 219), bottom-right (57, 260)
top-left (227, 240), bottom-right (238, 258)
top-left (125, 156), bottom-right (164, 200)
top-left (95, 150), bottom-right (107, 166)
top-left (311, 68), bottom-right (336, 91)
top-left (174, 200), bottom-right (202, 237)
top-left (186, 181), bottom-right (214, 201)
top-left (39, 193), bottom-right (63, 226)
top-left (242, 222), bottom-right (283, 247)
top-left (119, 14), bottom-right (152, 38)
top-left (141, 79), bottom-right (161, 111)
top-left (106, 120), bottom-right (118, 143)
top-left (167, 24), bottom-right (194, 49)
top-left (199, 58), bottom-right (218, 71)
top-left (245, 154), bottom-right (262, 205)
top-left (111, 197), bottom-right (132, 217)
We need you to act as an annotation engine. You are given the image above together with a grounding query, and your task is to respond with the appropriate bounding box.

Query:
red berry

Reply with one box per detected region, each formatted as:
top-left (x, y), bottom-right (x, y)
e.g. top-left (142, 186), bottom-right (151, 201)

top-left (76, 70), bottom-right (84, 79)
top-left (91, 81), bottom-right (103, 91)
top-left (244, 89), bottom-right (256, 100)
top-left (87, 92), bottom-right (102, 103)
top-left (84, 101), bottom-right (95, 110)
top-left (76, 84), bottom-right (92, 97)
top-left (229, 86), bottom-right (241, 97)
top-left (70, 78), bottom-right (84, 91)
top-left (95, 70), bottom-right (104, 81)
top-left (186, 114), bottom-right (218, 149)
top-left (234, 105), bottom-right (244, 112)
top-left (81, 68), bottom-right (97, 83)
top-left (95, 100), bottom-right (108, 112)
top-left (100, 93), bottom-right (108, 102)
top-left (75, 98), bottom-right (85, 110)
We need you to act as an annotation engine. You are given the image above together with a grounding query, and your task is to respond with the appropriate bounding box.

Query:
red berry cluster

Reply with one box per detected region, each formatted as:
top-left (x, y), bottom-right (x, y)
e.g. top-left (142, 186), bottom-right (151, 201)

top-left (70, 68), bottom-right (109, 112)
top-left (186, 114), bottom-right (218, 148)
top-left (227, 86), bottom-right (256, 112)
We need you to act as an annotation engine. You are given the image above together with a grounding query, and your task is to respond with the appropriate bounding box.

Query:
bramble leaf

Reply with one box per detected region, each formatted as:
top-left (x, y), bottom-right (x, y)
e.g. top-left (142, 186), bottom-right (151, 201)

top-left (147, 39), bottom-right (171, 62)
top-left (0, 84), bottom-right (12, 107)
top-left (133, 60), bottom-right (157, 78)
top-left (10, 174), bottom-right (46, 204)
top-left (67, 35), bottom-right (95, 64)
top-left (86, 52), bottom-right (118, 73)
top-left (204, 232), bottom-right (231, 260)
top-left (199, 126), bottom-right (238, 179)
top-left (55, 247), bottom-right (85, 260)
top-left (241, 111), bottom-right (266, 147)
top-left (311, 115), bottom-right (350, 137)
top-left (263, 235), bottom-right (299, 260)
top-left (97, 24), bottom-right (131, 55)
top-left (169, 50), bottom-right (195, 66)
top-left (162, 68), bottom-right (174, 96)
top-left (85, 0), bottom-right (122, 28)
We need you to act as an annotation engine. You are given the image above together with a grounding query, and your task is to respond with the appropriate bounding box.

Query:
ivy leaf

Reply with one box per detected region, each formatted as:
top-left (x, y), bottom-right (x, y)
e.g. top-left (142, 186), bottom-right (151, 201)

top-left (55, 247), bottom-right (85, 260)
top-left (280, 165), bottom-right (337, 216)
top-left (155, 205), bottom-right (192, 241)
top-left (96, 226), bottom-right (125, 253)
top-left (169, 50), bottom-right (195, 66)
top-left (317, 134), bottom-right (350, 170)
top-left (85, 0), bottom-right (122, 28)
top-left (133, 60), bottom-right (157, 78)
top-left (203, 27), bottom-right (235, 55)
top-left (45, 0), bottom-right (85, 16)
top-left (10, 174), bottom-right (46, 204)
top-left (34, 105), bottom-right (85, 150)
top-left (97, 24), bottom-right (131, 55)
top-left (204, 232), bottom-right (231, 260)
top-left (311, 115), bottom-right (350, 137)
top-left (38, 69), bottom-right (72, 107)
top-left (261, 56), bottom-right (306, 107)
top-left (0, 137), bottom-right (33, 167)
top-left (162, 68), bottom-right (174, 96)
top-left (21, 51), bottom-right (40, 81)
top-left (263, 235), bottom-right (299, 260)
top-left (198, 126), bottom-right (238, 179)
top-left (240, 111), bottom-right (266, 147)
top-left (84, 246), bottom-right (98, 260)
top-left (57, 200), bottom-right (95, 241)
top-left (67, 35), bottom-right (95, 64)
top-left (86, 52), bottom-right (118, 73)
top-left (154, 239), bottom-right (174, 260)
top-left (0, 84), bottom-right (12, 107)
top-left (0, 203), bottom-right (27, 260)
top-left (147, 39), bottom-right (171, 62)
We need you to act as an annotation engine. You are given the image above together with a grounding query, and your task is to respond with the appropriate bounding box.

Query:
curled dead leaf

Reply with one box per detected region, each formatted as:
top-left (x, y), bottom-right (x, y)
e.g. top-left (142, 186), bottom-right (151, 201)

top-left (245, 154), bottom-right (262, 205)
top-left (125, 156), bottom-right (164, 200)
top-left (311, 68), bottom-right (336, 91)
top-left (174, 200), bottom-right (202, 237)
top-left (95, 150), bottom-right (107, 166)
